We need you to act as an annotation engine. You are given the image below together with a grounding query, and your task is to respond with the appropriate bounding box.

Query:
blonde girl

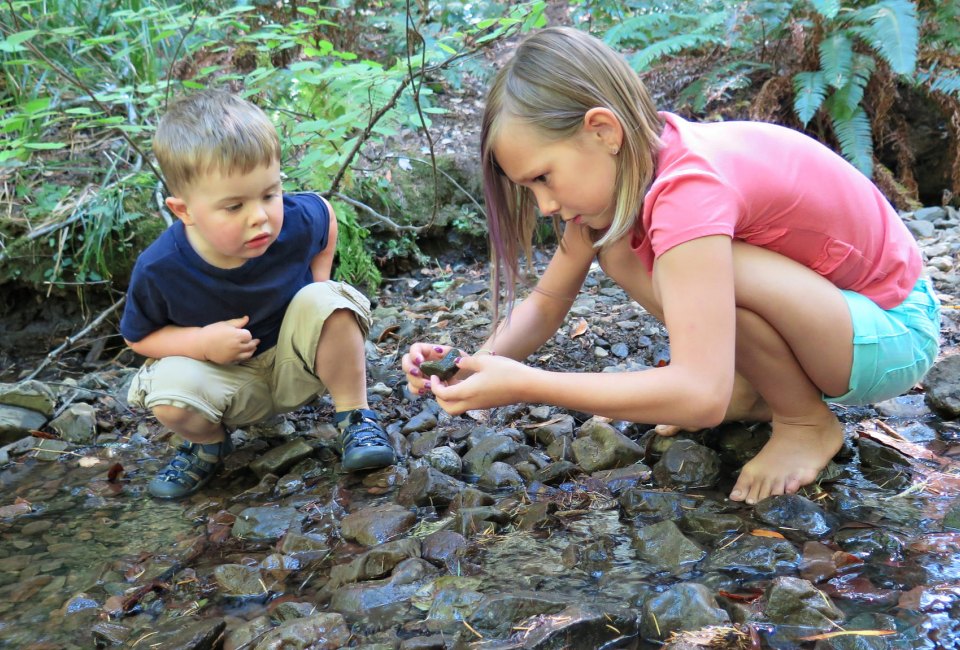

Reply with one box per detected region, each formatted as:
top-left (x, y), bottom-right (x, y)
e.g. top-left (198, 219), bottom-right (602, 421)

top-left (402, 27), bottom-right (939, 504)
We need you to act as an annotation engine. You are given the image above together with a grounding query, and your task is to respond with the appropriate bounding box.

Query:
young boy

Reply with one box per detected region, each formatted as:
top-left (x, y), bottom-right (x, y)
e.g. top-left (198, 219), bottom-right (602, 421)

top-left (120, 89), bottom-right (396, 500)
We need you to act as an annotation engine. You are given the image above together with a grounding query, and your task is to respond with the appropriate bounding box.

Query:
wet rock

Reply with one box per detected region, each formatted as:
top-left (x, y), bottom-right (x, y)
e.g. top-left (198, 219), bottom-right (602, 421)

top-left (49, 403), bottom-right (97, 444)
top-left (516, 500), bottom-right (557, 532)
top-left (422, 445), bottom-right (462, 476)
top-left (327, 538), bottom-right (422, 587)
top-left (834, 528), bottom-right (904, 560)
top-left (447, 488), bottom-right (495, 511)
top-left (590, 462), bottom-right (652, 493)
top-left (91, 621), bottom-right (133, 646)
top-left (232, 473), bottom-right (279, 503)
top-left (329, 557), bottom-right (437, 618)
top-left (545, 433), bottom-right (573, 461)
top-left (403, 409), bottom-right (439, 435)
top-left (652, 439), bottom-right (721, 488)
top-left (754, 494), bottom-right (837, 539)
top-left (679, 512), bottom-right (746, 545)
top-left (534, 460), bottom-right (580, 484)
top-left (711, 423), bottom-right (770, 467)
top-left (620, 488), bottom-right (708, 523)
top-left (32, 438), bottom-right (72, 461)
top-left (477, 461), bottom-right (524, 490)
top-left (419, 349), bottom-right (462, 382)
top-left (399, 634), bottom-right (451, 649)
top-left (633, 520), bottom-right (706, 575)
top-left (570, 417), bottom-right (644, 472)
top-left (472, 603), bottom-right (636, 649)
top-left (224, 615), bottom-right (273, 650)
top-left (421, 530), bottom-right (467, 569)
top-left (705, 535), bottom-right (801, 578)
top-left (452, 506), bottom-right (510, 536)
top-left (213, 564), bottom-right (273, 598)
top-left (924, 355), bottom-right (960, 418)
top-left (410, 429), bottom-right (445, 457)
top-left (249, 438), bottom-right (315, 478)
top-left (0, 381), bottom-right (56, 417)
top-left (0, 406), bottom-right (48, 443)
top-left (462, 434), bottom-right (520, 476)
top-left (146, 617), bottom-right (226, 649)
top-left (812, 612), bottom-right (897, 650)
top-left (252, 612), bottom-right (351, 649)
top-left (412, 575), bottom-right (484, 630)
top-left (640, 582), bottom-right (731, 641)
top-left (468, 590), bottom-right (572, 636)
top-left (524, 414), bottom-right (575, 446)
top-left (857, 438), bottom-right (911, 470)
top-left (341, 503), bottom-right (416, 546)
top-left (232, 506), bottom-right (304, 543)
top-left (873, 394), bottom-right (931, 419)
top-left (561, 535), bottom-right (615, 575)
top-left (397, 466), bottom-right (468, 507)
top-left (758, 576), bottom-right (844, 632)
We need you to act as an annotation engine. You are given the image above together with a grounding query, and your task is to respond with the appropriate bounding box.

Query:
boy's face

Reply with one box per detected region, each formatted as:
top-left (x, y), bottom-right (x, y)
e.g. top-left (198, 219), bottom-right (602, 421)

top-left (493, 115), bottom-right (619, 231)
top-left (166, 161), bottom-right (283, 269)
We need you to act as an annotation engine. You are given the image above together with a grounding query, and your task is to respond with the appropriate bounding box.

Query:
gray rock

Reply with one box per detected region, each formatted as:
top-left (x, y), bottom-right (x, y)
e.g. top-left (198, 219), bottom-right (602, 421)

top-left (49, 403), bottom-right (97, 444)
top-left (641, 582), bottom-right (731, 641)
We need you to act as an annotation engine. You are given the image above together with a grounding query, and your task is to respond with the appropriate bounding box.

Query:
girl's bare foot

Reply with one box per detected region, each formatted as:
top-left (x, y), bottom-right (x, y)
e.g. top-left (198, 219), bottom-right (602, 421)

top-left (729, 411), bottom-right (844, 504)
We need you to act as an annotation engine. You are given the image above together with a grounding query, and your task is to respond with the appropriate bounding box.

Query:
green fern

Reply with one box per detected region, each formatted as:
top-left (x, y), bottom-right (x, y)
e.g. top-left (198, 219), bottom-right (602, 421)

top-left (852, 0), bottom-right (918, 75)
top-left (830, 106), bottom-right (874, 176)
top-left (929, 71), bottom-right (960, 97)
top-left (629, 32), bottom-right (727, 70)
top-left (818, 33), bottom-right (855, 88)
top-left (808, 0), bottom-right (841, 19)
top-left (603, 13), bottom-right (675, 48)
top-left (793, 71), bottom-right (828, 125)
top-left (825, 53), bottom-right (875, 119)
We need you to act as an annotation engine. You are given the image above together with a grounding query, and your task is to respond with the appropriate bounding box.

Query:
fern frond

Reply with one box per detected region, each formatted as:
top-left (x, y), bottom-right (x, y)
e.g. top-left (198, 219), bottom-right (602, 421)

top-left (818, 33), bottom-right (854, 88)
top-left (603, 13), bottom-right (674, 48)
top-left (629, 32), bottom-right (727, 71)
top-left (929, 71), bottom-right (960, 98)
top-left (825, 53), bottom-right (876, 118)
top-left (793, 71), bottom-right (828, 125)
top-left (808, 0), bottom-right (841, 19)
top-left (852, 0), bottom-right (918, 75)
top-left (831, 107), bottom-right (874, 177)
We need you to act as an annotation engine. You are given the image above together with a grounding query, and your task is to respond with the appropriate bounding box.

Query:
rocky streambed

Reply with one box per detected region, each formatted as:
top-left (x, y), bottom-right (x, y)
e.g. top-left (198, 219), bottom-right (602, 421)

top-left (0, 206), bottom-right (959, 649)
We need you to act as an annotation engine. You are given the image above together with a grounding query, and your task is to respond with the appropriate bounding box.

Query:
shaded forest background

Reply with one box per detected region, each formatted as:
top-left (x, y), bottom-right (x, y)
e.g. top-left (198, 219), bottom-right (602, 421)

top-left (0, 0), bottom-right (957, 376)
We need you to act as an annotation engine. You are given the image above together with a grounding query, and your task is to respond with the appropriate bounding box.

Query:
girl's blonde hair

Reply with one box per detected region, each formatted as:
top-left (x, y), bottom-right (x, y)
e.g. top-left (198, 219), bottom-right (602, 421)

top-left (153, 89), bottom-right (281, 197)
top-left (481, 27), bottom-right (663, 318)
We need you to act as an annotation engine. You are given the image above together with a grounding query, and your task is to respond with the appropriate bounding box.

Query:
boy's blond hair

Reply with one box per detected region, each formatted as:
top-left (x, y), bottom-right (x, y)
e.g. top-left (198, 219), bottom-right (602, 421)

top-left (153, 89), bottom-right (281, 197)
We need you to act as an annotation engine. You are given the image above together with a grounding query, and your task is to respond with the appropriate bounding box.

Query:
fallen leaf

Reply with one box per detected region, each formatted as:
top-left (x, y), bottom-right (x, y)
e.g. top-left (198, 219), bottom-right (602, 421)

top-left (107, 463), bottom-right (125, 483)
top-left (570, 318), bottom-right (588, 339)
top-left (78, 456), bottom-right (101, 467)
top-left (750, 529), bottom-right (785, 539)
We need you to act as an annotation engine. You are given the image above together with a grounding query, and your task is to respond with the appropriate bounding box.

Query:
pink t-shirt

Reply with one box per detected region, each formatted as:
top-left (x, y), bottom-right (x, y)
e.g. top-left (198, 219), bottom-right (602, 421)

top-left (630, 113), bottom-right (921, 309)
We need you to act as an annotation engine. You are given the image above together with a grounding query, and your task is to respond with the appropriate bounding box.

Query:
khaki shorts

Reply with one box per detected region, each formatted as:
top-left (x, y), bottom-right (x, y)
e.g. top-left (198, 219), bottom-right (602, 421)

top-left (127, 281), bottom-right (371, 428)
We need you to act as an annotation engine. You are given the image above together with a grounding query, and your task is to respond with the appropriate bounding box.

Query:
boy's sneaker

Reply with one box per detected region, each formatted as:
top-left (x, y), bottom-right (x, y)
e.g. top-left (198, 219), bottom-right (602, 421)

top-left (338, 409), bottom-right (396, 471)
top-left (147, 436), bottom-right (233, 499)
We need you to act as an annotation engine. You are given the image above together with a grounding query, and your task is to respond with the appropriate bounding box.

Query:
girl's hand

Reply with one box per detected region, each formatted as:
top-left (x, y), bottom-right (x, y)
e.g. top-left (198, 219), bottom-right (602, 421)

top-left (402, 343), bottom-right (458, 396)
top-left (429, 353), bottom-right (532, 415)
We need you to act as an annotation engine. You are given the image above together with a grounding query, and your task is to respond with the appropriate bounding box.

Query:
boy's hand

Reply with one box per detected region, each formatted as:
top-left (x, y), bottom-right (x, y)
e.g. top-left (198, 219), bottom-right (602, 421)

top-left (202, 316), bottom-right (260, 364)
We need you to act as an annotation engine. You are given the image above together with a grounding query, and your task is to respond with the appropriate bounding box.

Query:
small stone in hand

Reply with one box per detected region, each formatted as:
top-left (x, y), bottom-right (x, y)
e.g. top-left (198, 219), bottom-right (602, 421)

top-left (419, 349), bottom-right (462, 382)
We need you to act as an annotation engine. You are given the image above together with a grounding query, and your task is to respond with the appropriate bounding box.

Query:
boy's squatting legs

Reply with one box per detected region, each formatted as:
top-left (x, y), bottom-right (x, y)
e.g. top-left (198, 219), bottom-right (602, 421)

top-left (600, 238), bottom-right (852, 504)
top-left (314, 307), bottom-right (369, 413)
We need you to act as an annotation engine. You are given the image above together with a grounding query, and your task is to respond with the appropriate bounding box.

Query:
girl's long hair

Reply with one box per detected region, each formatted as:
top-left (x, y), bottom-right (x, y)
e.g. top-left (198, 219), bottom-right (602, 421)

top-left (481, 27), bottom-right (663, 321)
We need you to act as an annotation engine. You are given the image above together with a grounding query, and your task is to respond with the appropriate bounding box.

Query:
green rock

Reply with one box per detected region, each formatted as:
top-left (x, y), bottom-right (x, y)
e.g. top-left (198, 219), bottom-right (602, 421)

top-left (420, 349), bottom-right (462, 381)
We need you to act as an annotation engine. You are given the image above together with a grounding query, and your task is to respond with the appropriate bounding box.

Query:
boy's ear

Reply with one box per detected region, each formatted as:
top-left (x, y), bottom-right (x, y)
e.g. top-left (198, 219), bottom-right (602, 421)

top-left (165, 196), bottom-right (192, 224)
top-left (583, 107), bottom-right (623, 151)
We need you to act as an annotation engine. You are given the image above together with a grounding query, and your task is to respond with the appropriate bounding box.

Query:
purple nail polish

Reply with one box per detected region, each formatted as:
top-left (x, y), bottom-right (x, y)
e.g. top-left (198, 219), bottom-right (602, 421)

top-left (419, 388), bottom-right (425, 395)
top-left (434, 346), bottom-right (443, 353)
top-left (424, 381), bottom-right (432, 389)
top-left (410, 367), bottom-right (420, 376)
top-left (455, 357), bottom-right (462, 364)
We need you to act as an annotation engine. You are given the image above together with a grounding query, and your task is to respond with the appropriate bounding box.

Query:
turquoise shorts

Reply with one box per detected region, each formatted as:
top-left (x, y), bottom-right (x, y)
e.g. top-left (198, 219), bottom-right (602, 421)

top-left (825, 276), bottom-right (940, 406)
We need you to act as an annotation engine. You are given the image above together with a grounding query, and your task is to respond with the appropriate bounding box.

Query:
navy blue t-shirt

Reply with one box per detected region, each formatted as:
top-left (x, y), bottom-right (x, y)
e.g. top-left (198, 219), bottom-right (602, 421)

top-left (120, 193), bottom-right (330, 353)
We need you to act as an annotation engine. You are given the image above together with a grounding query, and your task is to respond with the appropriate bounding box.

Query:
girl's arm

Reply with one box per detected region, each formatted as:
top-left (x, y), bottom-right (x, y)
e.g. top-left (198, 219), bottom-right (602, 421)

top-left (310, 197), bottom-right (339, 282)
top-left (479, 224), bottom-right (595, 359)
top-left (436, 235), bottom-right (737, 428)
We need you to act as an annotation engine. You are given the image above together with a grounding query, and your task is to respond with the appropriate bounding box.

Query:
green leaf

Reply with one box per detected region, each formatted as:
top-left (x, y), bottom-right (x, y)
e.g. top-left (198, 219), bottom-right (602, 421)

top-left (0, 29), bottom-right (39, 53)
top-left (853, 0), bottom-right (918, 75)
top-left (825, 54), bottom-right (876, 119)
top-left (793, 71), bottom-right (828, 125)
top-left (23, 142), bottom-right (67, 150)
top-left (831, 107), bottom-right (874, 177)
top-left (808, 0), bottom-right (841, 19)
top-left (629, 32), bottom-right (726, 71)
top-left (818, 33), bottom-right (854, 88)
